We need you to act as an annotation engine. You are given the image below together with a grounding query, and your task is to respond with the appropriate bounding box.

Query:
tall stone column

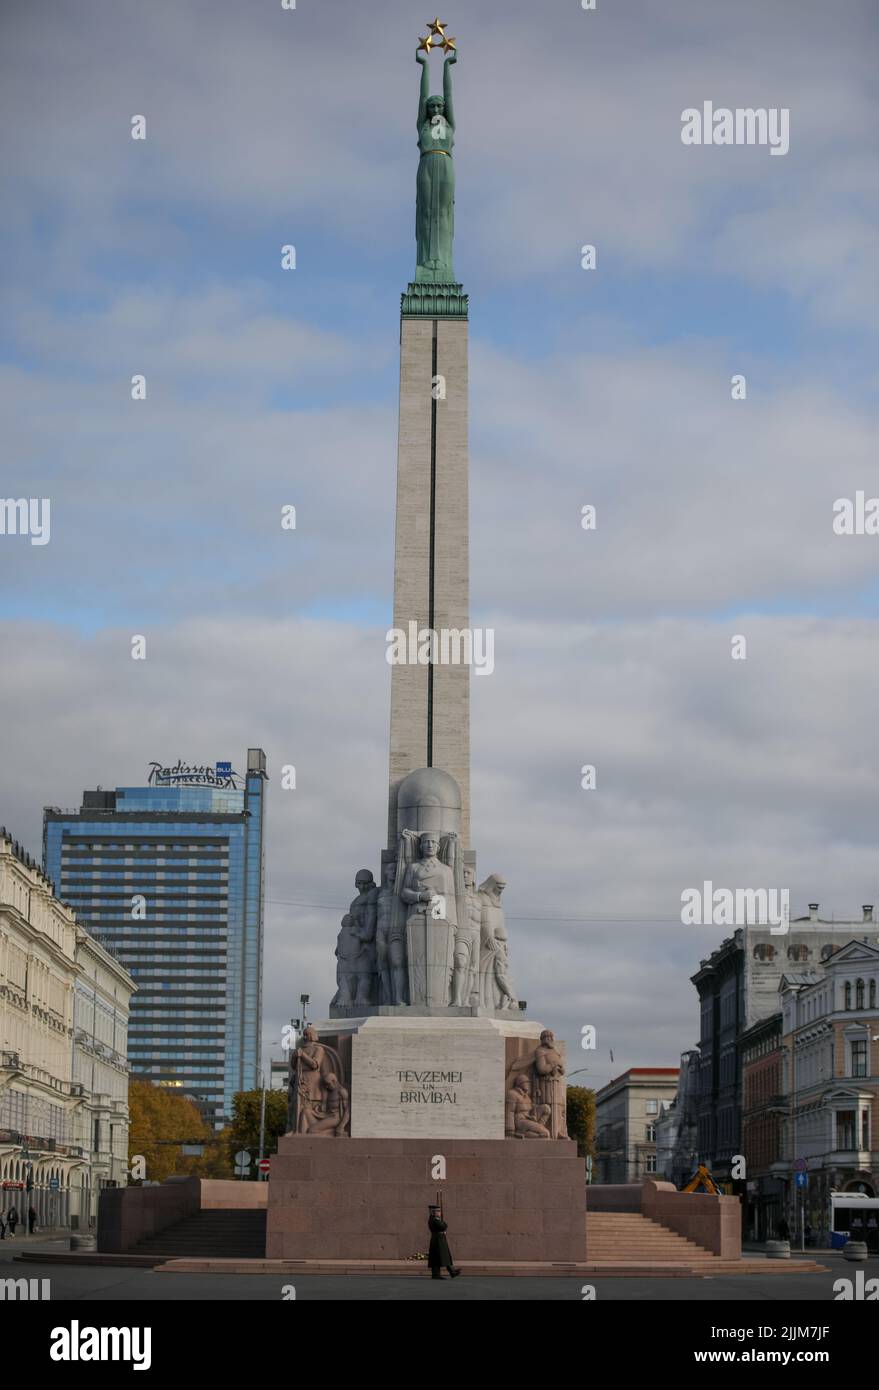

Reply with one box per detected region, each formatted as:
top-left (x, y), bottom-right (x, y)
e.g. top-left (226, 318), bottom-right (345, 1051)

top-left (387, 291), bottom-right (470, 850)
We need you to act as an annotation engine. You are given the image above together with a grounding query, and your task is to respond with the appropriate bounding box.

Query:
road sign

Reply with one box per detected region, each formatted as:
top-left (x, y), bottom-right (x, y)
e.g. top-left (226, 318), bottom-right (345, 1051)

top-left (258, 1159), bottom-right (270, 1174)
top-left (48, 1178), bottom-right (60, 1191)
top-left (794, 1157), bottom-right (807, 1172)
top-left (234, 1150), bottom-right (251, 1167)
top-left (795, 1171), bottom-right (808, 1189)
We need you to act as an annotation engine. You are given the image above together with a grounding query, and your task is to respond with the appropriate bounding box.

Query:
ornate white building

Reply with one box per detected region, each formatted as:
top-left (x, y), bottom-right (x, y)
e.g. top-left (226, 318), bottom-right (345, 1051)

top-left (779, 938), bottom-right (879, 1245)
top-left (0, 829), bottom-right (134, 1228)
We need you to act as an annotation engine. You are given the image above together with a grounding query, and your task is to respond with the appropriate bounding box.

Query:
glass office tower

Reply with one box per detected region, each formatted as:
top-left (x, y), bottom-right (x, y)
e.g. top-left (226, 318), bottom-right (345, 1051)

top-left (44, 750), bottom-right (267, 1127)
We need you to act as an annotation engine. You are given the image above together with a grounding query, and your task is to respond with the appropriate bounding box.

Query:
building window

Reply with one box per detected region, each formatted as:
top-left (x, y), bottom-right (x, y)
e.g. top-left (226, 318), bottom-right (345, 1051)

top-left (836, 1111), bottom-right (856, 1150)
top-left (645, 1154), bottom-right (657, 1174)
top-left (871, 979), bottom-right (877, 1009)
top-left (863, 1110), bottom-right (870, 1151)
top-left (845, 982), bottom-right (852, 1010)
top-left (645, 1099), bottom-right (659, 1115)
top-left (646, 1123), bottom-right (656, 1142)
top-left (856, 979), bottom-right (865, 1010)
top-left (753, 944), bottom-right (775, 961)
top-left (850, 1039), bottom-right (868, 1078)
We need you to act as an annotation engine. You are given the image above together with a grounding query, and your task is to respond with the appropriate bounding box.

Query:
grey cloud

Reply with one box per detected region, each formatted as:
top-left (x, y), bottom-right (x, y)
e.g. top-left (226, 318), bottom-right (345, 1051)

top-left (3, 613), bottom-right (879, 1081)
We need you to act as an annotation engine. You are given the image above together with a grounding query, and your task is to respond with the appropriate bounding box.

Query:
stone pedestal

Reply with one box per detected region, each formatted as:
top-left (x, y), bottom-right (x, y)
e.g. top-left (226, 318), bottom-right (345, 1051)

top-left (310, 1014), bottom-right (556, 1140)
top-left (266, 1135), bottom-right (587, 1263)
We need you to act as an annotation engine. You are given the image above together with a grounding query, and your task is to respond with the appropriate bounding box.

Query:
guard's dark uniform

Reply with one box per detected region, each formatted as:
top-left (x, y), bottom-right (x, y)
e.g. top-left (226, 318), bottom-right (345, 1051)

top-left (428, 1210), bottom-right (459, 1279)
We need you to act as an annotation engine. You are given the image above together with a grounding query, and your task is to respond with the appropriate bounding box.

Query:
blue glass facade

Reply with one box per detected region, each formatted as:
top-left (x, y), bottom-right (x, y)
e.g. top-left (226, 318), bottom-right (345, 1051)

top-left (43, 751), bottom-right (267, 1127)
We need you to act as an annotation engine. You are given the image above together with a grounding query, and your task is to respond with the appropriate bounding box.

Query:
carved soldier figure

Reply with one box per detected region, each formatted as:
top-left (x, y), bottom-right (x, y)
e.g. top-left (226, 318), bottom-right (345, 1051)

top-left (399, 831), bottom-right (458, 928)
top-left (478, 874), bottom-right (517, 1010)
top-left (327, 870), bottom-right (379, 1009)
top-left (534, 1029), bottom-right (567, 1139)
top-left (398, 830), bottom-right (460, 1006)
top-left (331, 911), bottom-right (374, 1008)
top-left (450, 862), bottom-right (480, 1006)
top-left (350, 870), bottom-right (378, 946)
top-left (384, 860), bottom-right (410, 1005)
top-left (505, 1073), bottom-right (551, 1139)
top-left (375, 860), bottom-right (396, 1004)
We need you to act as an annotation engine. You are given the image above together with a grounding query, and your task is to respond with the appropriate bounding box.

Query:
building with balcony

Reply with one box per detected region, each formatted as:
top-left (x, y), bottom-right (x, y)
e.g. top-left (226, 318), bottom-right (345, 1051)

top-left (72, 926), bottom-right (134, 1222)
top-left (690, 906), bottom-right (879, 1179)
top-left (0, 828), bottom-right (134, 1228)
top-left (778, 938), bottom-right (879, 1247)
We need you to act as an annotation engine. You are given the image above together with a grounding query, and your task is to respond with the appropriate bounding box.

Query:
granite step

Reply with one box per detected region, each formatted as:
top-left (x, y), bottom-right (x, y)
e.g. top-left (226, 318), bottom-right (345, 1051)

top-left (129, 1208), bottom-right (267, 1259)
top-left (153, 1255), bottom-right (828, 1278)
top-left (586, 1211), bottom-right (715, 1260)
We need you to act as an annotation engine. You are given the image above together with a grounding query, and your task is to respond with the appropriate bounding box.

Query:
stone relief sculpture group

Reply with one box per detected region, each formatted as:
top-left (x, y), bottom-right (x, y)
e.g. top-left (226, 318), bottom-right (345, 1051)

top-left (289, 1027), bottom-right (350, 1137)
top-left (504, 1031), bottom-right (567, 1140)
top-left (330, 833), bottom-right (518, 1013)
top-left (289, 1019), bottom-right (568, 1142)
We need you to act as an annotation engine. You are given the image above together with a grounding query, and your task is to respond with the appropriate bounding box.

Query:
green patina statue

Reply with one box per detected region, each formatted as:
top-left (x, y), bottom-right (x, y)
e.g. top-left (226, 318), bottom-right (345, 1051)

top-left (414, 47), bottom-right (457, 284)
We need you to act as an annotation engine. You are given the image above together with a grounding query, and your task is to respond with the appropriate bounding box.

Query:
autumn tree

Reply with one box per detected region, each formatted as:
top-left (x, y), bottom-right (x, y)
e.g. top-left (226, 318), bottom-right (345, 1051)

top-left (128, 1080), bottom-right (225, 1183)
top-left (566, 1085), bottom-right (596, 1161)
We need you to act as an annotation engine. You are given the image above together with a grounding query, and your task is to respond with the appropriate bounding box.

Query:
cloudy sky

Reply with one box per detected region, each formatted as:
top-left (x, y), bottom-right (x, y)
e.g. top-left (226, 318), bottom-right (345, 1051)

top-left (2, 0), bottom-right (878, 1092)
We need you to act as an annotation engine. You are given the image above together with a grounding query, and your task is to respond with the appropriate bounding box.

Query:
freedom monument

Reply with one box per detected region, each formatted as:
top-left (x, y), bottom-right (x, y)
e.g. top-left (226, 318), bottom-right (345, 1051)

top-left (268, 25), bottom-right (587, 1264)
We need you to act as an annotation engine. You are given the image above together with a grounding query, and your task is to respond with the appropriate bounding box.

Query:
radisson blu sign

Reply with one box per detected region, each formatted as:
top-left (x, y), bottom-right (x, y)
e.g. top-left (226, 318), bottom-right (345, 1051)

top-left (147, 760), bottom-right (243, 789)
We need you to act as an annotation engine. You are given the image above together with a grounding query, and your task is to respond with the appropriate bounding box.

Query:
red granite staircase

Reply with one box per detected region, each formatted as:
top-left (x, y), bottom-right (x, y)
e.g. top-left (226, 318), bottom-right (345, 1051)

top-left (583, 1211), bottom-right (825, 1275)
top-left (587, 1211), bottom-right (715, 1264)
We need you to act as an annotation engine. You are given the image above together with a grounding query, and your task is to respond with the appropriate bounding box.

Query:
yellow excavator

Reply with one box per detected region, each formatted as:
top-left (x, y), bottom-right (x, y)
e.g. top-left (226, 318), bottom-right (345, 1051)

top-left (682, 1163), bottom-right (720, 1195)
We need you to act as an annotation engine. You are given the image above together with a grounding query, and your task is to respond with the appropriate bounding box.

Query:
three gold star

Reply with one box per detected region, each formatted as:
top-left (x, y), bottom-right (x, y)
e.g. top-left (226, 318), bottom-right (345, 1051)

top-left (419, 19), bottom-right (456, 54)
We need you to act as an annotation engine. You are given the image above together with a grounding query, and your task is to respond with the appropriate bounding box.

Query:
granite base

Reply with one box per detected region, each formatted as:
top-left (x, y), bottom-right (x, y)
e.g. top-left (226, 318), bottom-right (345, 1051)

top-left (266, 1135), bottom-right (587, 1263)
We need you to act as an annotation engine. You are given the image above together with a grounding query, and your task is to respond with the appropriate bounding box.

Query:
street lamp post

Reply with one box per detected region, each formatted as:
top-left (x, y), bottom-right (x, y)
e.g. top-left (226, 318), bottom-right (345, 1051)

top-left (257, 1072), bottom-right (266, 1177)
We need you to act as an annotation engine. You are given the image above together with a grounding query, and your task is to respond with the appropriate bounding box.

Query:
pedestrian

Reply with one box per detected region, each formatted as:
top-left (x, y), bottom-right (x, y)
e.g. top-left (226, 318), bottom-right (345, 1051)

top-left (6, 1205), bottom-right (19, 1239)
top-left (28, 1204), bottom-right (37, 1235)
top-left (777, 1215), bottom-right (790, 1242)
top-left (427, 1203), bottom-right (460, 1280)
top-left (0, 1211), bottom-right (5, 1240)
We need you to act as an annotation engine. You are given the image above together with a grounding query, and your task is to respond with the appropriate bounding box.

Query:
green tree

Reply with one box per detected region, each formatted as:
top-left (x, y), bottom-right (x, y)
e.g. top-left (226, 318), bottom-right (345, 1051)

top-left (566, 1085), bottom-right (596, 1161)
top-left (224, 1089), bottom-right (289, 1178)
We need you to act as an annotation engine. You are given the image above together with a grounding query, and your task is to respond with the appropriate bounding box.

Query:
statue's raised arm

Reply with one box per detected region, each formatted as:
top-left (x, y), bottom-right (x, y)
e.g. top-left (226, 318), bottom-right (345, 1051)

top-left (416, 47), bottom-right (430, 128)
top-left (443, 53), bottom-right (456, 129)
